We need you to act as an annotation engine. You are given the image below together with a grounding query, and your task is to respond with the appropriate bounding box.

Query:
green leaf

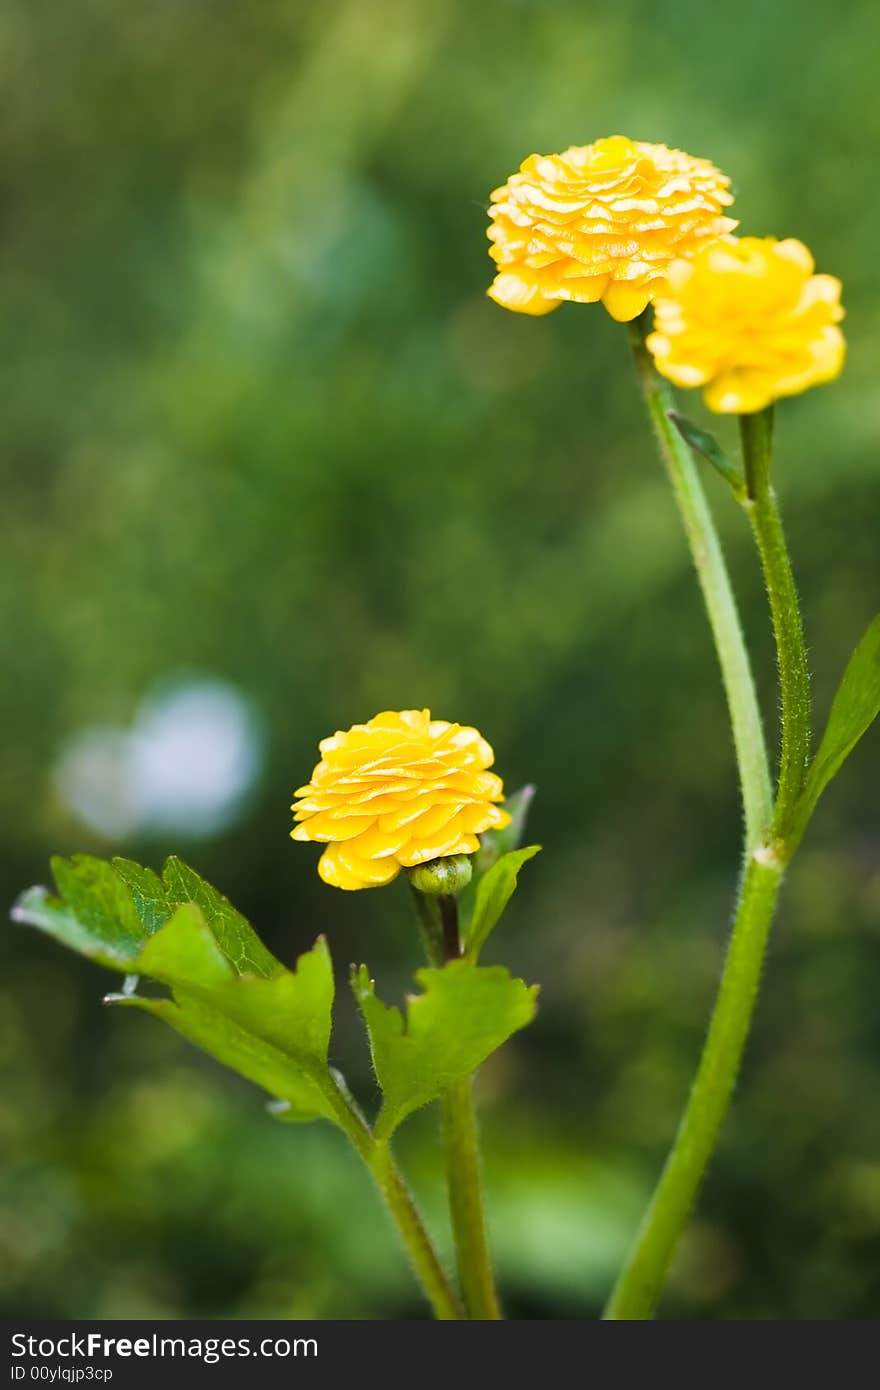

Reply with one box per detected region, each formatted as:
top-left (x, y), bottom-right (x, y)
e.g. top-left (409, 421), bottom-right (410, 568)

top-left (787, 613), bottom-right (880, 843)
top-left (107, 907), bottom-right (338, 1124)
top-left (210, 935), bottom-right (335, 1067)
top-left (133, 901), bottom-right (233, 991)
top-left (12, 883), bottom-right (139, 971)
top-left (111, 858), bottom-right (169, 936)
top-left (14, 853), bottom-right (283, 981)
top-left (464, 845), bottom-right (541, 962)
top-left (353, 959), bottom-right (537, 1139)
top-left (459, 784), bottom-right (535, 935)
top-left (269, 1069), bottom-right (352, 1125)
top-left (473, 784), bottom-right (535, 874)
top-left (161, 856), bottom-right (280, 979)
top-left (13, 855), bottom-right (148, 967)
top-left (668, 411), bottom-right (745, 493)
top-left (113, 989), bottom-right (333, 1124)
top-left (14, 854), bottom-right (338, 1126)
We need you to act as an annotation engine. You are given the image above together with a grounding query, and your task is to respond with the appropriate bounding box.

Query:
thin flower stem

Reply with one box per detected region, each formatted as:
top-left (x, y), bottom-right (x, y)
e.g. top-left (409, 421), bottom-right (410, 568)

top-left (627, 318), bottom-right (773, 848)
top-left (605, 853), bottom-right (783, 1319)
top-left (320, 1070), bottom-right (464, 1320)
top-left (408, 880), bottom-right (446, 965)
top-left (410, 884), bottom-right (503, 1318)
top-left (740, 408), bottom-right (812, 824)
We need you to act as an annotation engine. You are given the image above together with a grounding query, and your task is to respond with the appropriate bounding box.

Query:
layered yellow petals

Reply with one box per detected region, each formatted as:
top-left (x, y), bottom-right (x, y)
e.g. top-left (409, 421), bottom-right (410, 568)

top-left (647, 236), bottom-right (846, 413)
top-left (291, 709), bottom-right (511, 890)
top-left (486, 135), bottom-right (736, 321)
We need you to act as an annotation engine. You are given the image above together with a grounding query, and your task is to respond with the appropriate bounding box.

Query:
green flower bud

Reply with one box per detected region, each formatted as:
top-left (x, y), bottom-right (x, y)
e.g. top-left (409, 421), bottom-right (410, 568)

top-left (407, 854), bottom-right (473, 897)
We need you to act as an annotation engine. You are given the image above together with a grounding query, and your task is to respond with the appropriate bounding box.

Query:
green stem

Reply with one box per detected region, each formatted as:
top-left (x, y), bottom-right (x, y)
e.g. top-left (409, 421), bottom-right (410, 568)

top-left (609, 332), bottom-right (796, 1320)
top-left (605, 854), bottom-right (783, 1319)
top-left (628, 319), bottom-right (773, 849)
top-left (368, 1139), bottom-right (464, 1320)
top-left (321, 1072), bottom-right (464, 1320)
top-left (740, 408), bottom-right (812, 822)
top-left (408, 879), bottom-right (446, 966)
top-left (409, 883), bottom-right (502, 1318)
top-left (442, 1079), bottom-right (502, 1318)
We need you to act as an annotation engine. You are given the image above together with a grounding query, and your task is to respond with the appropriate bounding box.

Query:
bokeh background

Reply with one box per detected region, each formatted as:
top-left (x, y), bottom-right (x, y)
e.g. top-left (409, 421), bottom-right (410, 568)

top-left (3, 0), bottom-right (880, 1321)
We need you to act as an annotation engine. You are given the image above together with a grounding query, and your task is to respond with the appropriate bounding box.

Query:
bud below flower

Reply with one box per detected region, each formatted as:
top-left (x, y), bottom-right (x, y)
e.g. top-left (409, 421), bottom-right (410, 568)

top-left (408, 854), bottom-right (473, 897)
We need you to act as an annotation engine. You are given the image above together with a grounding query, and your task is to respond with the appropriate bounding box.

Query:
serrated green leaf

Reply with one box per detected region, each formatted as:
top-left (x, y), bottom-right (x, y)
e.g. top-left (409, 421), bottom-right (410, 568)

top-left (13, 856), bottom-right (148, 967)
top-left (464, 845), bottom-right (541, 962)
top-left (12, 883), bottom-right (139, 970)
top-left (14, 855), bottom-right (339, 1127)
top-left (134, 901), bottom-right (233, 991)
top-left (111, 858), bottom-right (169, 936)
top-left (113, 991), bottom-right (333, 1123)
top-left (210, 936), bottom-right (334, 1066)
top-left (785, 613), bottom-right (880, 845)
top-left (14, 854), bottom-right (282, 981)
top-left (353, 960), bottom-right (537, 1139)
top-left (52, 853), bottom-right (146, 956)
top-left (105, 907), bottom-right (337, 1125)
top-left (161, 856), bottom-right (280, 978)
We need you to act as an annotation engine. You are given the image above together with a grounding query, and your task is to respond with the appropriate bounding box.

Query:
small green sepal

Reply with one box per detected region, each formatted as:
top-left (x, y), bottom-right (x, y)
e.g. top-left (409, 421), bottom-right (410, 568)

top-left (668, 411), bottom-right (746, 495)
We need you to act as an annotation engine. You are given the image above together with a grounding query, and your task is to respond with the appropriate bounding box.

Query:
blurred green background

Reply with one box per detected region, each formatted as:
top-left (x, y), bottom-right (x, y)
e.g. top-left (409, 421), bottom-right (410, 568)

top-left (2, 0), bottom-right (879, 1321)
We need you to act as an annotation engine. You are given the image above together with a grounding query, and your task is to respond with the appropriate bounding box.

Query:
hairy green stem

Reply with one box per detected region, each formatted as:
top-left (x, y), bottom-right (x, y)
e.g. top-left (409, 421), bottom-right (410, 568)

top-left (410, 884), bottom-right (502, 1318)
top-left (609, 335), bottom-right (798, 1320)
top-left (321, 1071), bottom-right (464, 1320)
top-left (442, 1078), bottom-right (502, 1318)
top-left (628, 319), bottom-right (773, 848)
top-left (740, 408), bottom-right (812, 823)
top-left (605, 854), bottom-right (783, 1318)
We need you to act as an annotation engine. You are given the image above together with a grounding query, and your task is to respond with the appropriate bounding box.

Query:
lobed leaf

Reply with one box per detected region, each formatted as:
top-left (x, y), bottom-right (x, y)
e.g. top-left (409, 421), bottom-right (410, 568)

top-left (15, 852), bottom-right (283, 981)
top-left (52, 854), bottom-right (147, 954)
top-left (12, 882), bottom-right (140, 971)
top-left (13, 855), bottom-right (148, 968)
top-left (353, 959), bottom-right (537, 1139)
top-left (108, 908), bottom-right (337, 1124)
top-left (160, 856), bottom-right (280, 979)
top-left (14, 855), bottom-right (338, 1126)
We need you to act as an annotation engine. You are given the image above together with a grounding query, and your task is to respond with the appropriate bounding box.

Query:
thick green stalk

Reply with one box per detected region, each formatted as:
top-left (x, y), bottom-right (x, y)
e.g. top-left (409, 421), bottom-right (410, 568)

top-left (605, 854), bottom-right (783, 1318)
top-left (628, 320), bottom-right (773, 848)
top-left (740, 408), bottom-right (812, 822)
top-left (609, 337), bottom-right (797, 1320)
top-left (442, 1079), bottom-right (502, 1319)
top-left (321, 1072), bottom-right (464, 1320)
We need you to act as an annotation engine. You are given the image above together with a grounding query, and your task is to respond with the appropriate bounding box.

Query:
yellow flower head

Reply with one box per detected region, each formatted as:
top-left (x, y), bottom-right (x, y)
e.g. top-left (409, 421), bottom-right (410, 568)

top-left (646, 236), bottom-right (845, 413)
top-left (486, 135), bottom-right (736, 322)
top-left (291, 709), bottom-right (511, 890)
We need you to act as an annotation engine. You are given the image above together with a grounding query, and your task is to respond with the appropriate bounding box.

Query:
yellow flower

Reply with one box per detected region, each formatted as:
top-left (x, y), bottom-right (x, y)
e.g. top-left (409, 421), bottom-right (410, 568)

top-left (291, 709), bottom-right (511, 890)
top-left (486, 135), bottom-right (736, 322)
top-left (646, 236), bottom-right (846, 413)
